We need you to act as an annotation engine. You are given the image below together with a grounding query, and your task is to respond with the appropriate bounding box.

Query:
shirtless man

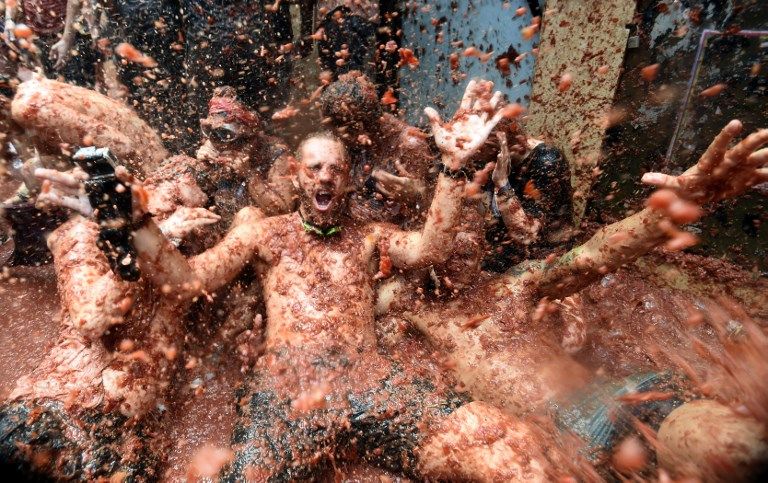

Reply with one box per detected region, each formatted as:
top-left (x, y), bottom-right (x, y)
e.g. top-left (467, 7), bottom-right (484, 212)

top-left (94, 82), bottom-right (584, 480)
top-left (380, 120), bottom-right (768, 470)
top-left (320, 71), bottom-right (432, 226)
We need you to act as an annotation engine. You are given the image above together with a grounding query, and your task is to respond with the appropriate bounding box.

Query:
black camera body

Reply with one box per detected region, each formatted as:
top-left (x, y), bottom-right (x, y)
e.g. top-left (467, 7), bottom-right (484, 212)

top-left (73, 147), bottom-right (141, 281)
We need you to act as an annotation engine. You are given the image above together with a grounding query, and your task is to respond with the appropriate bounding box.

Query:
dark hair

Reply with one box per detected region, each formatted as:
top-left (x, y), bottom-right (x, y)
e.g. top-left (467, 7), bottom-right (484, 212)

top-left (319, 71), bottom-right (382, 125)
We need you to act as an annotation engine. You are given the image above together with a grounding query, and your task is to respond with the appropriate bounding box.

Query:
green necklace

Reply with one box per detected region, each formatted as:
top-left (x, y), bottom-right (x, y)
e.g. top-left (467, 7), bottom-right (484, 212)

top-left (301, 218), bottom-right (341, 237)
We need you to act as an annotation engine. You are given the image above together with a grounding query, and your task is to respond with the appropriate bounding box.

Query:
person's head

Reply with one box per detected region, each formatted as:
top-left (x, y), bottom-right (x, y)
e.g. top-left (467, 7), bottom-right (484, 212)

top-left (197, 86), bottom-right (262, 172)
top-left (294, 132), bottom-right (351, 228)
top-left (319, 71), bottom-right (382, 140)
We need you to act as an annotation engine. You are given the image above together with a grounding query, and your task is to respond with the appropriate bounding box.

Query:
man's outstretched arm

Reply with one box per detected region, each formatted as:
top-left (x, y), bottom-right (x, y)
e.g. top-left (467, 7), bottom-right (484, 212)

top-left (386, 80), bottom-right (509, 268)
top-left (133, 206), bottom-right (266, 299)
top-left (532, 120), bottom-right (768, 300)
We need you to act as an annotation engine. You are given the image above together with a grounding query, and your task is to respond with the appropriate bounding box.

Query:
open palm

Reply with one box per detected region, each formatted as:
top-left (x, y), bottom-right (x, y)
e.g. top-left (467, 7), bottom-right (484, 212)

top-left (425, 80), bottom-right (508, 170)
top-left (643, 120), bottom-right (768, 205)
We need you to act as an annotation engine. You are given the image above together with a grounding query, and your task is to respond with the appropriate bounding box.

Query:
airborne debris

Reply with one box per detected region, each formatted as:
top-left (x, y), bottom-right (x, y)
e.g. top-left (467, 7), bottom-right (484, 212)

top-left (115, 43), bottom-right (158, 68)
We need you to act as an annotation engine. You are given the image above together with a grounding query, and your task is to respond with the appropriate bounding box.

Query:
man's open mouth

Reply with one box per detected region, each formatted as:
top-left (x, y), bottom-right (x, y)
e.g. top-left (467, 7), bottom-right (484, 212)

top-left (313, 191), bottom-right (333, 211)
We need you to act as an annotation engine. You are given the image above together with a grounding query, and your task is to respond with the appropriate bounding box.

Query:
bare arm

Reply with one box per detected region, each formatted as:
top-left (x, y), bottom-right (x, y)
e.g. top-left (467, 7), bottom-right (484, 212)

top-left (533, 120), bottom-right (768, 300)
top-left (49, 0), bottom-right (83, 69)
top-left (49, 217), bottom-right (134, 339)
top-left (495, 191), bottom-right (540, 244)
top-left (492, 132), bottom-right (540, 244)
top-left (386, 80), bottom-right (508, 268)
top-left (533, 207), bottom-right (667, 299)
top-left (385, 172), bottom-right (466, 268)
top-left (132, 206), bottom-right (266, 299)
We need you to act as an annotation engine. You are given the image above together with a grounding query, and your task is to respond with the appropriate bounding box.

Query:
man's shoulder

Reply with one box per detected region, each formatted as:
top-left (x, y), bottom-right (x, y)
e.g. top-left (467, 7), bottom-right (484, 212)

top-left (261, 211), bottom-right (298, 227)
top-left (362, 220), bottom-right (400, 239)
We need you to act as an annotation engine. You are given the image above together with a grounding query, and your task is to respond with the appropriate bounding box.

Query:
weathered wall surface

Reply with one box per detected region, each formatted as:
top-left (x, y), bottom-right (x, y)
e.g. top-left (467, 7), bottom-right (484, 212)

top-left (525, 0), bottom-right (636, 219)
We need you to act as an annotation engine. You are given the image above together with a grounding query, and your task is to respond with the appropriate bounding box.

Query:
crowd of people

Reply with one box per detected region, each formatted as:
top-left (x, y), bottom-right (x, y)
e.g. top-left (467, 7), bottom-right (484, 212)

top-left (1, 2), bottom-right (768, 482)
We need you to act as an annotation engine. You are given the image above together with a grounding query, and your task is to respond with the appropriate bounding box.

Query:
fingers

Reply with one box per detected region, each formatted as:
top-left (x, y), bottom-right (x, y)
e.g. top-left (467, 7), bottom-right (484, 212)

top-left (497, 131), bottom-right (509, 160)
top-left (489, 91), bottom-right (504, 110)
top-left (714, 128), bottom-right (768, 178)
top-left (37, 192), bottom-right (93, 216)
top-left (34, 168), bottom-right (83, 188)
top-left (459, 79), bottom-right (478, 110)
top-left (641, 172), bottom-right (682, 189)
top-left (424, 107), bottom-right (443, 132)
top-left (462, 107), bottom-right (508, 155)
top-left (184, 218), bottom-right (220, 228)
top-left (393, 159), bottom-right (414, 178)
top-left (470, 85), bottom-right (499, 112)
top-left (372, 169), bottom-right (407, 189)
top-left (188, 208), bottom-right (221, 219)
top-left (373, 182), bottom-right (396, 199)
top-left (177, 207), bottom-right (222, 221)
top-left (726, 128), bottom-right (768, 167)
top-left (747, 146), bottom-right (768, 167)
top-left (755, 167), bottom-right (768, 181)
top-left (473, 98), bottom-right (491, 121)
top-left (496, 131), bottom-right (508, 147)
top-left (698, 119), bottom-right (742, 174)
top-left (483, 109), bottom-right (508, 139)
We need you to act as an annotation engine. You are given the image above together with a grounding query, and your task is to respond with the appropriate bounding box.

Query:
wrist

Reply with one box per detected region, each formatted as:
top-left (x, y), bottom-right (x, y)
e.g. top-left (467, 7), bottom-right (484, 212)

top-left (494, 181), bottom-right (512, 194)
top-left (439, 153), bottom-right (464, 171)
top-left (438, 162), bottom-right (471, 180)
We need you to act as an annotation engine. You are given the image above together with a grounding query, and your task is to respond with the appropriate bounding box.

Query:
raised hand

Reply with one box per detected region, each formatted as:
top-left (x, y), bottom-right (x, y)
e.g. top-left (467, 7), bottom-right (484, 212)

top-left (642, 120), bottom-right (768, 205)
top-left (158, 206), bottom-right (221, 244)
top-left (35, 167), bottom-right (93, 215)
top-left (49, 38), bottom-right (73, 70)
top-left (492, 131), bottom-right (512, 188)
top-left (371, 159), bottom-right (426, 203)
top-left (424, 79), bottom-right (508, 170)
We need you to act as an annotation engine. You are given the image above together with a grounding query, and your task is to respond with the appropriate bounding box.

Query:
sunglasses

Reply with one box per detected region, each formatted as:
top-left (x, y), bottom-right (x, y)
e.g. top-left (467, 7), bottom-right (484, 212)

top-left (201, 123), bottom-right (243, 144)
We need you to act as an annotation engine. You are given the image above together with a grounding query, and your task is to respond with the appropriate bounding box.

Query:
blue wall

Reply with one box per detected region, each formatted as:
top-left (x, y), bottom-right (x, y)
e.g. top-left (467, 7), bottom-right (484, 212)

top-left (400, 0), bottom-right (541, 125)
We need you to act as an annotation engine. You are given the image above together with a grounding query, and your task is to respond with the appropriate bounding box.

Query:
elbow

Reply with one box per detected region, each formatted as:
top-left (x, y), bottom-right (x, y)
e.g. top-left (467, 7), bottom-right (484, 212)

top-left (68, 301), bottom-right (123, 339)
top-left (409, 245), bottom-right (450, 269)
